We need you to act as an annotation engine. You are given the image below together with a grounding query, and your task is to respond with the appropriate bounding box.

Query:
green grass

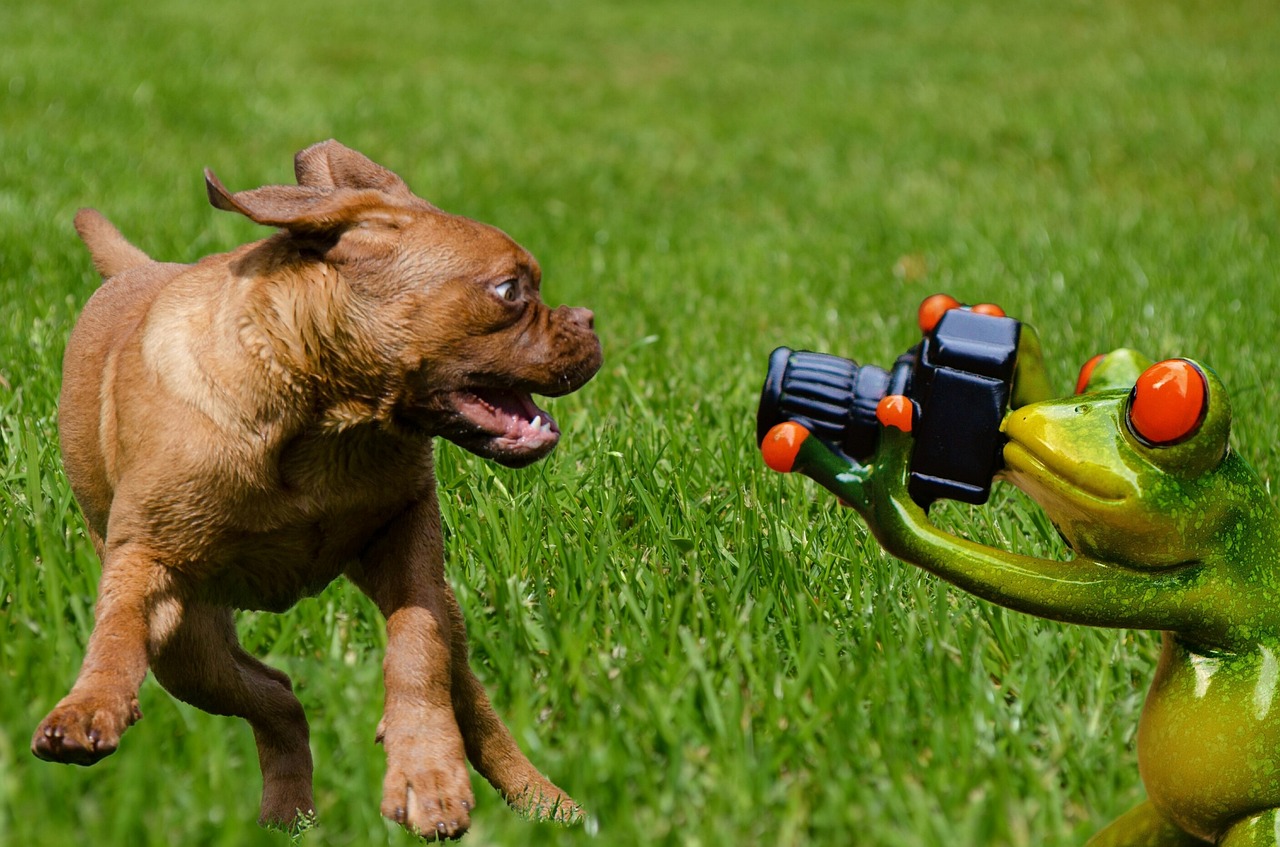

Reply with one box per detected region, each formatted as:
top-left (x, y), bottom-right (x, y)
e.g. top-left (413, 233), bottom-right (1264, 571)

top-left (2, 0), bottom-right (1279, 844)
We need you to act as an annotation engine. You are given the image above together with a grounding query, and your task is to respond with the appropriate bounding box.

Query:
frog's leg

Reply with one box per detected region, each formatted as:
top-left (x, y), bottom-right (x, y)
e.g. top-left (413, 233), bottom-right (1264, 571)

top-left (1220, 808), bottom-right (1280, 847)
top-left (1084, 801), bottom-right (1206, 847)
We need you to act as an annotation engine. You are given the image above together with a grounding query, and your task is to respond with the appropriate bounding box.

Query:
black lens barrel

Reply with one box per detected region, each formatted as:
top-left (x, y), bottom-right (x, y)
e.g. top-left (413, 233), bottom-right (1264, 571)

top-left (757, 348), bottom-right (886, 461)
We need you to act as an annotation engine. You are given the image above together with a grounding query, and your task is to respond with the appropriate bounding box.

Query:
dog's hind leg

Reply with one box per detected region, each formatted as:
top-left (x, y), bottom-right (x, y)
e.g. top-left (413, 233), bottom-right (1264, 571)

top-left (32, 543), bottom-right (165, 765)
top-left (148, 602), bottom-right (315, 830)
top-left (441, 588), bottom-right (582, 823)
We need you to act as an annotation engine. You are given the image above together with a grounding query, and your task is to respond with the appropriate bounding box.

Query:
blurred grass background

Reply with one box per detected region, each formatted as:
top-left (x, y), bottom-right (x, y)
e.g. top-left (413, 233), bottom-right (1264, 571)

top-left (2, 0), bottom-right (1278, 844)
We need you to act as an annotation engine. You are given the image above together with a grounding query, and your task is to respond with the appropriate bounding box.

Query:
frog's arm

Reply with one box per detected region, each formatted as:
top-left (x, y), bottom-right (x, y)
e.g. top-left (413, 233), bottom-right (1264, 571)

top-left (1081, 348), bottom-right (1153, 393)
top-left (1010, 324), bottom-right (1055, 408)
top-left (768, 422), bottom-right (1214, 634)
top-left (761, 421), bottom-right (872, 507)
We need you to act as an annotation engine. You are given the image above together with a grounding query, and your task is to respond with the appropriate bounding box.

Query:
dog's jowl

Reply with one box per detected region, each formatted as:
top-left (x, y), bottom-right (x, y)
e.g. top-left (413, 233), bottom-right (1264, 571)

top-left (33, 140), bottom-right (601, 838)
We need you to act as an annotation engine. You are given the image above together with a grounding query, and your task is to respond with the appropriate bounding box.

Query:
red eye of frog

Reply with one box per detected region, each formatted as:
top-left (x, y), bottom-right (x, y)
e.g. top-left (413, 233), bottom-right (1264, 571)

top-left (1128, 359), bottom-right (1207, 446)
top-left (1075, 353), bottom-right (1106, 394)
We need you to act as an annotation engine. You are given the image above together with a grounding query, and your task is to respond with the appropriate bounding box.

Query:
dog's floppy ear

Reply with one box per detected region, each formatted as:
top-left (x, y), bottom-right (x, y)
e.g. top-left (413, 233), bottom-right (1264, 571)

top-left (205, 168), bottom-right (397, 233)
top-left (293, 139), bottom-right (428, 208)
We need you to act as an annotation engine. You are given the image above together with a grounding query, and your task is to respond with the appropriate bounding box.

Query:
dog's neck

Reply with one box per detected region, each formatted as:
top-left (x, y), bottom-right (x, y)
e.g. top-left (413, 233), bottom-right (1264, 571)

top-left (229, 238), bottom-right (406, 432)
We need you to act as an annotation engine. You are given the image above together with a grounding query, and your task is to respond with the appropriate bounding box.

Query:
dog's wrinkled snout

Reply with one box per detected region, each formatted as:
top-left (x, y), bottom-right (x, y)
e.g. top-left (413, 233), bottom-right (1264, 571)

top-left (567, 306), bottom-right (594, 331)
top-left (532, 304), bottom-right (601, 396)
top-left (551, 305), bottom-right (599, 349)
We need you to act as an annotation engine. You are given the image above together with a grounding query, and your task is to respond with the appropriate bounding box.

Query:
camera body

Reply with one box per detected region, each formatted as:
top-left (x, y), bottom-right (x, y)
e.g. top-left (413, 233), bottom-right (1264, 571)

top-left (757, 304), bottom-right (1022, 507)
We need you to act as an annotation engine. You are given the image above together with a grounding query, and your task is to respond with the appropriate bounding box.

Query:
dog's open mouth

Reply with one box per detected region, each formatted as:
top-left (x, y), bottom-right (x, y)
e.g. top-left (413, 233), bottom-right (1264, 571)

top-left (448, 387), bottom-right (561, 466)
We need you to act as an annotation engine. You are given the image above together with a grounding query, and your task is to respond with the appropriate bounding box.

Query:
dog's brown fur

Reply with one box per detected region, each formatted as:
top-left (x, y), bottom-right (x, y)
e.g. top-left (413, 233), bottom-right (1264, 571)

top-left (33, 140), bottom-right (602, 838)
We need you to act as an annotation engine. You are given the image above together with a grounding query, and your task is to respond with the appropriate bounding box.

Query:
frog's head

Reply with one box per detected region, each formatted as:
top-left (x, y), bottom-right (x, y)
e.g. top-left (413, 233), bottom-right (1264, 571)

top-left (1002, 352), bottom-right (1262, 569)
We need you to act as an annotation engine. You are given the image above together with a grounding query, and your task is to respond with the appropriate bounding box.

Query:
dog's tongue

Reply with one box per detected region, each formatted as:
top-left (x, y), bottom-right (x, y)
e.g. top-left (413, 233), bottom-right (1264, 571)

top-left (458, 388), bottom-right (559, 443)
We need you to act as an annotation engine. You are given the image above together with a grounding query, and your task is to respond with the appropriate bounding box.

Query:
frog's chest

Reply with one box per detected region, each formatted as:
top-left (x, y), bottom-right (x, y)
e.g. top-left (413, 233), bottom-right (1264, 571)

top-left (1138, 634), bottom-right (1280, 840)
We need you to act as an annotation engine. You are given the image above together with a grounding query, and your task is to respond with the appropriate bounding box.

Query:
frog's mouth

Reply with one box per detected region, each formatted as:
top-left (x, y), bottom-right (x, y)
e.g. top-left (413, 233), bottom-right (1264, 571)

top-left (1002, 441), bottom-right (1130, 505)
top-left (1000, 403), bottom-right (1136, 510)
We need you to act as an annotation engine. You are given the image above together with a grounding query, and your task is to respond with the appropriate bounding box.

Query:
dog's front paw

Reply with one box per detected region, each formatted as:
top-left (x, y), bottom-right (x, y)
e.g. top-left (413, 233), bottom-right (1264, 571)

top-left (380, 728), bottom-right (475, 839)
top-left (382, 763), bottom-right (475, 840)
top-left (31, 692), bottom-right (142, 765)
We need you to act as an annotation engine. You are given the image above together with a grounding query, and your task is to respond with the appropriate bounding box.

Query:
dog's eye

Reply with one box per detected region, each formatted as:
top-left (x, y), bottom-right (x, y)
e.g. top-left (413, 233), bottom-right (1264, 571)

top-left (494, 280), bottom-right (519, 302)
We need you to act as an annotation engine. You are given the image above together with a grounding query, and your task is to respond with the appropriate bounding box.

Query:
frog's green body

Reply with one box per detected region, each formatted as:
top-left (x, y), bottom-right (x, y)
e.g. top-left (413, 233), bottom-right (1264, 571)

top-left (769, 349), bottom-right (1280, 845)
top-left (1141, 636), bottom-right (1280, 841)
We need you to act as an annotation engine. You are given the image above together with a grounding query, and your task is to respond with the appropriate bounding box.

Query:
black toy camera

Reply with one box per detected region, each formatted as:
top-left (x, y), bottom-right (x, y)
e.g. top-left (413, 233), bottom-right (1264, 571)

top-left (757, 297), bottom-right (1023, 507)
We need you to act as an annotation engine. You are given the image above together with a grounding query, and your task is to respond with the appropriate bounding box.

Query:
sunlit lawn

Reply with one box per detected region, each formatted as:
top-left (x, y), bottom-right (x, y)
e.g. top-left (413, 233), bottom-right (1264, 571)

top-left (2, 1), bottom-right (1278, 844)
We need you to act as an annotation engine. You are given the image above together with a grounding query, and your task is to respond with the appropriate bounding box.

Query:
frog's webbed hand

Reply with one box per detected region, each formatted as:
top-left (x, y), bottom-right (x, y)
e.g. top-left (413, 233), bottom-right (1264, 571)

top-left (761, 419), bottom-right (926, 541)
top-left (761, 422), bottom-right (871, 514)
top-left (1010, 324), bottom-right (1054, 408)
top-left (1077, 348), bottom-right (1153, 393)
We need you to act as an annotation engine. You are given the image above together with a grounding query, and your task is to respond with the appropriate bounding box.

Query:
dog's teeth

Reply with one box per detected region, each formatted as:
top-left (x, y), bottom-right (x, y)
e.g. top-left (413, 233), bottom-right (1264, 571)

top-left (531, 415), bottom-right (542, 430)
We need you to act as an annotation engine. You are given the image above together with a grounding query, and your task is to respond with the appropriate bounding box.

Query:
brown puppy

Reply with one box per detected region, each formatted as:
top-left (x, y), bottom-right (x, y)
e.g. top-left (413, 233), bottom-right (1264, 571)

top-left (32, 140), bottom-right (602, 839)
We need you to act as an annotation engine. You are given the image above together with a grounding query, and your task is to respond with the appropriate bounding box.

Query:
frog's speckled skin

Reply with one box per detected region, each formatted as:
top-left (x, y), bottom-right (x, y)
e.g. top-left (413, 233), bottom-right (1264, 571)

top-left (769, 349), bottom-right (1280, 845)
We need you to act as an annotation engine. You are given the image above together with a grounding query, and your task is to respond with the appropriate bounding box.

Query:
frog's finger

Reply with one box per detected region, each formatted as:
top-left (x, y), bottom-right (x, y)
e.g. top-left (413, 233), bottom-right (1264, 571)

top-left (874, 394), bottom-right (915, 434)
top-left (761, 421), bottom-right (811, 474)
top-left (1011, 324), bottom-right (1054, 407)
top-left (872, 423), bottom-right (915, 496)
top-left (876, 423), bottom-right (913, 466)
top-left (1075, 348), bottom-right (1153, 394)
top-left (868, 395), bottom-right (916, 491)
top-left (761, 422), bottom-right (872, 510)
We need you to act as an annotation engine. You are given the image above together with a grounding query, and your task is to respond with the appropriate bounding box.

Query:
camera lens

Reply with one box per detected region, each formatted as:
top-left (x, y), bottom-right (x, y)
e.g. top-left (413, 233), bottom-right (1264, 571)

top-left (757, 298), bottom-right (1023, 508)
top-left (757, 348), bottom-right (889, 461)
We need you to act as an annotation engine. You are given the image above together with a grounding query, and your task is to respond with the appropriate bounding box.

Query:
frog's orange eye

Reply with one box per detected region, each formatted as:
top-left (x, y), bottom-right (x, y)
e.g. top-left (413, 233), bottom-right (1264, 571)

top-left (918, 293), bottom-right (960, 333)
top-left (970, 302), bottom-right (1006, 318)
top-left (1128, 359), bottom-right (1207, 446)
top-left (1075, 353), bottom-right (1106, 394)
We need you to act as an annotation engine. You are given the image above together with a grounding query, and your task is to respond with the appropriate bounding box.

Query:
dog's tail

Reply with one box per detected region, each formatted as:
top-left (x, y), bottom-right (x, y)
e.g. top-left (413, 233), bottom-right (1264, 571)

top-left (74, 209), bottom-right (153, 280)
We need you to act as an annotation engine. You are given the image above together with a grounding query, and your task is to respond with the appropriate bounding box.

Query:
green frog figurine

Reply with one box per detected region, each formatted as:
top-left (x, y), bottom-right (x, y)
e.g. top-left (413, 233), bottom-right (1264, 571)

top-left (761, 343), bottom-right (1280, 845)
